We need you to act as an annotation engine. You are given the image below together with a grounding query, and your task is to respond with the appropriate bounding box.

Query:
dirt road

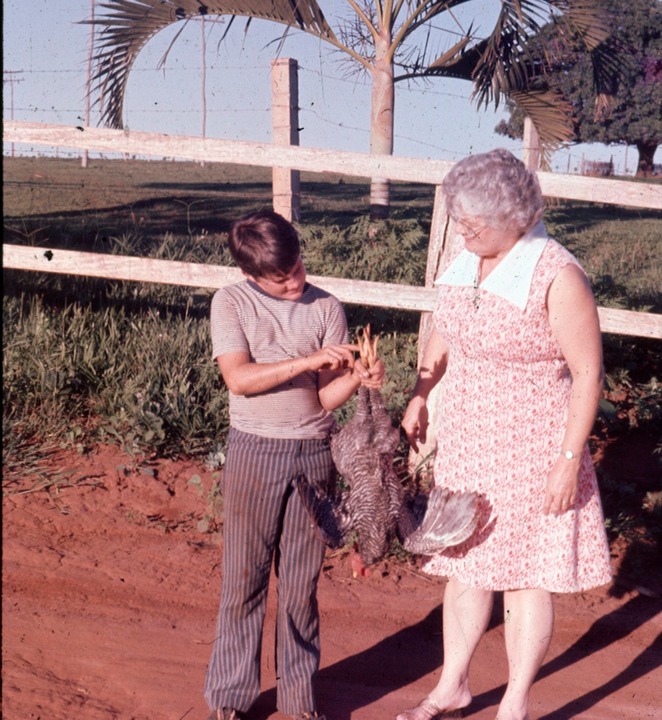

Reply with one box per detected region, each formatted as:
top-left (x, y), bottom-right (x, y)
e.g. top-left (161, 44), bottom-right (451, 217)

top-left (3, 445), bottom-right (660, 720)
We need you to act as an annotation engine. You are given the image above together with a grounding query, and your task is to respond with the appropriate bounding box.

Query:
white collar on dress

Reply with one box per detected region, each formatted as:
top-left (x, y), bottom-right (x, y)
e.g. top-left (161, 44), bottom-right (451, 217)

top-left (434, 221), bottom-right (549, 310)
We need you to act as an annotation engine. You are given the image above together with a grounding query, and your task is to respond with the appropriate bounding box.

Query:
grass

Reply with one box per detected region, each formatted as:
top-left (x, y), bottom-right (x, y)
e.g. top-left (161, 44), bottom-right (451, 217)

top-left (545, 202), bottom-right (662, 312)
top-left (3, 156), bottom-right (661, 578)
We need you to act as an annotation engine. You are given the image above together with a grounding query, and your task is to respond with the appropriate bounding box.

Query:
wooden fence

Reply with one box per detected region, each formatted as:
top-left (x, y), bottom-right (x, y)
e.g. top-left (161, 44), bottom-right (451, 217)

top-left (3, 120), bottom-right (662, 341)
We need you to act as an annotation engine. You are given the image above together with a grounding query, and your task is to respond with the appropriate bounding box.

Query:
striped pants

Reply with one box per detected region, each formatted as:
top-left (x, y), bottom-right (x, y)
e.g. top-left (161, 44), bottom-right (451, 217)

top-left (204, 428), bottom-right (334, 715)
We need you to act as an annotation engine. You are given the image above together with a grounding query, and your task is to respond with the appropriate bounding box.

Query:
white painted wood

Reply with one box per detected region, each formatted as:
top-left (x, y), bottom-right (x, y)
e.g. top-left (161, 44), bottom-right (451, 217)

top-left (1, 244), bottom-right (435, 311)
top-left (523, 117), bottom-right (541, 171)
top-left (6, 121), bottom-right (661, 209)
top-left (271, 58), bottom-right (301, 222)
top-left (4, 121), bottom-right (661, 341)
top-left (596, 307), bottom-right (662, 339)
top-left (4, 244), bottom-right (661, 339)
top-left (536, 169), bottom-right (661, 208)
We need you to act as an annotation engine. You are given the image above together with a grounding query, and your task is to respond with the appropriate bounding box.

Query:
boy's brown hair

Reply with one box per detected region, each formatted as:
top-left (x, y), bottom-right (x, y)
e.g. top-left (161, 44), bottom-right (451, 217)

top-left (229, 210), bottom-right (300, 279)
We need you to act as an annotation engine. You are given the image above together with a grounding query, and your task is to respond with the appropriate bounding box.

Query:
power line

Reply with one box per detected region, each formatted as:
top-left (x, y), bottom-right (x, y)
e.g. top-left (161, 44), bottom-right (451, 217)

top-left (6, 61), bottom-right (474, 102)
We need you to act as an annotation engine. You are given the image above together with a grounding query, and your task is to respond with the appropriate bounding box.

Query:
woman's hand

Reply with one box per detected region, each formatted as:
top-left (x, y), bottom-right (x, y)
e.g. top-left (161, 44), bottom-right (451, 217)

top-left (401, 396), bottom-right (429, 453)
top-left (400, 329), bottom-right (448, 453)
top-left (543, 456), bottom-right (579, 515)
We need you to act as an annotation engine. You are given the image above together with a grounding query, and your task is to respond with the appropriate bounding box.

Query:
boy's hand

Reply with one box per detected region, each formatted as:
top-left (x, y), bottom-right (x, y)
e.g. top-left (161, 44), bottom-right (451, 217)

top-left (354, 357), bottom-right (385, 389)
top-left (308, 343), bottom-right (359, 372)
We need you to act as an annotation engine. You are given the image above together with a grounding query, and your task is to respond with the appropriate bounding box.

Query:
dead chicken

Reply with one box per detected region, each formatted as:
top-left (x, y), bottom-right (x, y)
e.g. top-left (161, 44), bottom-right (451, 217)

top-left (297, 325), bottom-right (482, 573)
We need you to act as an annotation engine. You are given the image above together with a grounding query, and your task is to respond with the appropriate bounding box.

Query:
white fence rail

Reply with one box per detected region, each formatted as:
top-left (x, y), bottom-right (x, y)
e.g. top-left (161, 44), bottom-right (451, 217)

top-left (3, 120), bottom-right (662, 340)
top-left (6, 121), bottom-right (662, 209)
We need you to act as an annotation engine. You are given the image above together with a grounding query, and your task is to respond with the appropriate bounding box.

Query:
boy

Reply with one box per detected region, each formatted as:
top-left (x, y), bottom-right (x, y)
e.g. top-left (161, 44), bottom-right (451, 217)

top-left (204, 210), bottom-right (383, 720)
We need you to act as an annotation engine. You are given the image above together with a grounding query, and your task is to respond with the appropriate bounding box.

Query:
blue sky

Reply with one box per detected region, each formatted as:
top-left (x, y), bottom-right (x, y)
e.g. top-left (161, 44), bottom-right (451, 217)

top-left (3, 0), bottom-right (655, 174)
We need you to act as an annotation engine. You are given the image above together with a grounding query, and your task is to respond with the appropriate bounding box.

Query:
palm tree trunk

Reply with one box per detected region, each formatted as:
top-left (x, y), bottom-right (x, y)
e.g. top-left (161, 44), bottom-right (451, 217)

top-left (369, 29), bottom-right (394, 220)
top-left (636, 140), bottom-right (657, 177)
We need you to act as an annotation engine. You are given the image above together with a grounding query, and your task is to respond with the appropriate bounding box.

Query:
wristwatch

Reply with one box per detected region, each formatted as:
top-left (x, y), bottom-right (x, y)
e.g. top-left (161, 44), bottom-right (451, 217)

top-left (562, 449), bottom-right (576, 460)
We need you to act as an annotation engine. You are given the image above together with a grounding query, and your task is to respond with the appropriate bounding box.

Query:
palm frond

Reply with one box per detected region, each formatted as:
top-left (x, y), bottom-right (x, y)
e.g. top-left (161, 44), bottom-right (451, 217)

top-left (425, 31), bottom-right (475, 70)
top-left (470, 1), bottom-right (556, 108)
top-left (545, 0), bottom-right (611, 50)
top-left (88, 0), bottom-right (335, 128)
top-left (397, 1), bottom-right (618, 104)
top-left (396, 0), bottom-right (622, 164)
top-left (508, 89), bottom-right (575, 168)
top-left (393, 0), bottom-right (466, 42)
top-left (546, 0), bottom-right (622, 106)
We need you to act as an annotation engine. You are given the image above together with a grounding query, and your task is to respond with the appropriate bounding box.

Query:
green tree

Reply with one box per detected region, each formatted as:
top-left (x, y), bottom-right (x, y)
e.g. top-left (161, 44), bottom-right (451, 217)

top-left (90, 1), bottom-right (619, 216)
top-left (496, 0), bottom-right (661, 176)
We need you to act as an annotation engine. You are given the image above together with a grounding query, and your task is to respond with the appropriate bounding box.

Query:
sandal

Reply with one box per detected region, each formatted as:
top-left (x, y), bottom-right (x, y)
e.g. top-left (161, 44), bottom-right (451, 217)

top-left (396, 696), bottom-right (465, 720)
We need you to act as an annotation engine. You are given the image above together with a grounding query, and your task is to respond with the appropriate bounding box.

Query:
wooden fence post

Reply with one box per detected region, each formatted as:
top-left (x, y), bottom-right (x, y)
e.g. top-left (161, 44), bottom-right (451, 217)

top-left (271, 58), bottom-right (301, 222)
top-left (410, 186), bottom-right (464, 478)
top-left (523, 116), bottom-right (541, 171)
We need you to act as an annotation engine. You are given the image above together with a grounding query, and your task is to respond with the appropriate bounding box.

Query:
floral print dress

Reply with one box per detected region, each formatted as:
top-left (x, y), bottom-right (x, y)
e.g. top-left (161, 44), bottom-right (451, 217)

top-left (423, 226), bottom-right (612, 592)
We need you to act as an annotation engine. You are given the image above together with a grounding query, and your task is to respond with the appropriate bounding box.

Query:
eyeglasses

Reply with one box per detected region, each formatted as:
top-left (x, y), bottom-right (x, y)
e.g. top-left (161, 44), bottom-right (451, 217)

top-left (453, 218), bottom-right (489, 241)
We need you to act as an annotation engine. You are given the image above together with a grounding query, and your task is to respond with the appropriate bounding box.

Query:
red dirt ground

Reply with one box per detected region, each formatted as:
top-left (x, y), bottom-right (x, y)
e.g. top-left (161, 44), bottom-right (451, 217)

top-left (3, 444), bottom-right (661, 720)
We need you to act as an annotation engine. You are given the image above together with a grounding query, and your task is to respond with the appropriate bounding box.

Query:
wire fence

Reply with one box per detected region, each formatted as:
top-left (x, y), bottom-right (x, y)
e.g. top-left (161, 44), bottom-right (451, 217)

top-left (6, 58), bottom-right (654, 176)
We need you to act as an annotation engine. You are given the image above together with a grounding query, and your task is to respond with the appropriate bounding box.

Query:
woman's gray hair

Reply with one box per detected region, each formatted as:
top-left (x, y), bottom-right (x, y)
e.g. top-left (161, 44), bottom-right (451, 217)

top-left (441, 148), bottom-right (545, 236)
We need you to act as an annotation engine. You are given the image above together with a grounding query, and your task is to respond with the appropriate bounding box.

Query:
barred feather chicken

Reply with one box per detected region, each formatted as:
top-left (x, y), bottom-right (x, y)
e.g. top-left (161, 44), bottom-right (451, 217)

top-left (297, 325), bottom-right (482, 572)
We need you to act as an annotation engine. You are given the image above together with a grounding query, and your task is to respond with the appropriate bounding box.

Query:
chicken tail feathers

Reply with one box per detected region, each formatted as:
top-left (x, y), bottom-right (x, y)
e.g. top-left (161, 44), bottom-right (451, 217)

top-left (402, 486), bottom-right (482, 556)
top-left (295, 473), bottom-right (350, 550)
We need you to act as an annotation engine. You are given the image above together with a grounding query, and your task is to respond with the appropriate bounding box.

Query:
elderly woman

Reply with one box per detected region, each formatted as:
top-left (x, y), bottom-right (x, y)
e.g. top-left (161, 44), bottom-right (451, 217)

top-left (399, 149), bottom-right (612, 720)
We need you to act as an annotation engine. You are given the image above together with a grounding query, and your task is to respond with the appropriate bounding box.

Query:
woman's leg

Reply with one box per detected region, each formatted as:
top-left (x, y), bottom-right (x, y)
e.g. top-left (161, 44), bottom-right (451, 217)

top-left (397, 577), bottom-right (492, 720)
top-left (430, 578), bottom-right (493, 709)
top-left (497, 588), bottom-right (554, 720)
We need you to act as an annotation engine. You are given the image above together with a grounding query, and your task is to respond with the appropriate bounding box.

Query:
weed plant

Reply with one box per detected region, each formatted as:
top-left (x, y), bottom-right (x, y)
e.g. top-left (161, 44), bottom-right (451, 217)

top-left (3, 215), bottom-right (428, 471)
top-left (3, 292), bottom-right (228, 464)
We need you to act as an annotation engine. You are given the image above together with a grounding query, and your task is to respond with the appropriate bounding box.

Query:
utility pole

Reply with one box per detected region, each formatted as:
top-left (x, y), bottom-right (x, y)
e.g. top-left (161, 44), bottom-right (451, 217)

top-left (83, 0), bottom-right (95, 168)
top-left (3, 70), bottom-right (24, 158)
top-left (200, 14), bottom-right (207, 167)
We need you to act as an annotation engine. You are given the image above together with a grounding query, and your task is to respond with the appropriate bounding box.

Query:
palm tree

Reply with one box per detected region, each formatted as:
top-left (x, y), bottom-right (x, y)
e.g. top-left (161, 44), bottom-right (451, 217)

top-left (89, 1), bottom-right (618, 218)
